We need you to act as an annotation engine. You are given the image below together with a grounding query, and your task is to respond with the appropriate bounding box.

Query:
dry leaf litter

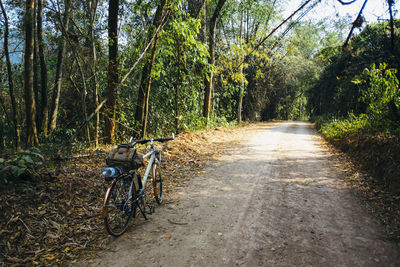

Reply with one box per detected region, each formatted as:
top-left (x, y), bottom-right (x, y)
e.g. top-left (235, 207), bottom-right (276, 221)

top-left (1, 123), bottom-right (399, 266)
top-left (0, 125), bottom-right (250, 266)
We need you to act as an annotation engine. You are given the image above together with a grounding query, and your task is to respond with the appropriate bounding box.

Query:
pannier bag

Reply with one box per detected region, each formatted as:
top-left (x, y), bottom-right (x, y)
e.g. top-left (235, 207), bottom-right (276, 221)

top-left (106, 144), bottom-right (144, 170)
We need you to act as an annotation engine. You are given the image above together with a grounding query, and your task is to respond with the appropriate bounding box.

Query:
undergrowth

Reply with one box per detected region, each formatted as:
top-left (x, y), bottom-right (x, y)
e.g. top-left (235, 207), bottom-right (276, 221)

top-left (316, 114), bottom-right (400, 189)
top-left (316, 114), bottom-right (400, 239)
top-left (318, 113), bottom-right (400, 141)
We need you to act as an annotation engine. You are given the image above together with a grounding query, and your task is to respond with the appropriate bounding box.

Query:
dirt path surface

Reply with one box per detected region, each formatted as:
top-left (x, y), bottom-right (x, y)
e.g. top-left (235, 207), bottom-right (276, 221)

top-left (87, 122), bottom-right (399, 266)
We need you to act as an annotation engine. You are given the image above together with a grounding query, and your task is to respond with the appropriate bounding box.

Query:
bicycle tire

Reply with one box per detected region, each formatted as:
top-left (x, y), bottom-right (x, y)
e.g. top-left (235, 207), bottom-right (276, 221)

top-left (103, 176), bottom-right (136, 236)
top-left (152, 157), bottom-right (163, 204)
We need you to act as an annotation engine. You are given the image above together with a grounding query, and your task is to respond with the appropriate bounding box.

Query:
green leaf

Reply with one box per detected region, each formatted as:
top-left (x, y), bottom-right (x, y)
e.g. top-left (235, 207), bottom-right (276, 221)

top-left (23, 155), bottom-right (34, 164)
top-left (18, 159), bottom-right (26, 168)
top-left (47, 162), bottom-right (55, 169)
top-left (10, 166), bottom-right (26, 177)
top-left (27, 152), bottom-right (44, 161)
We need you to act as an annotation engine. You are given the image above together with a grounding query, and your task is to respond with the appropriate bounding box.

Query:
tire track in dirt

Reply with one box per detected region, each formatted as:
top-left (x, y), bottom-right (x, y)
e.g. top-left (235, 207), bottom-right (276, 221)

top-left (86, 122), bottom-right (399, 266)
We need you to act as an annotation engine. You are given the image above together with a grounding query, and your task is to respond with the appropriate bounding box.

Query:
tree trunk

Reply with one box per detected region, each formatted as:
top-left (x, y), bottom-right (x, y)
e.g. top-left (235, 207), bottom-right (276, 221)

top-left (88, 0), bottom-right (99, 147)
top-left (135, 0), bottom-right (166, 137)
top-left (69, 46), bottom-right (91, 142)
top-left (0, 92), bottom-right (10, 148)
top-left (68, 10), bottom-right (166, 144)
top-left (203, 0), bottom-right (227, 120)
top-left (24, 0), bottom-right (39, 147)
top-left (237, 5), bottom-right (244, 123)
top-left (49, 0), bottom-right (71, 135)
top-left (140, 40), bottom-right (161, 137)
top-left (37, 0), bottom-right (48, 135)
top-left (0, 0), bottom-right (20, 147)
top-left (388, 0), bottom-right (395, 51)
top-left (174, 39), bottom-right (182, 134)
top-left (33, 0), bottom-right (41, 129)
top-left (104, 0), bottom-right (119, 143)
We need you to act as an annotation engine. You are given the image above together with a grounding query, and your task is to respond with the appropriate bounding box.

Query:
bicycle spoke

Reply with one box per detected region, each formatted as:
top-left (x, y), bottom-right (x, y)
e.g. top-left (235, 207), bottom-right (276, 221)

top-left (103, 135), bottom-right (173, 236)
top-left (104, 176), bottom-right (135, 236)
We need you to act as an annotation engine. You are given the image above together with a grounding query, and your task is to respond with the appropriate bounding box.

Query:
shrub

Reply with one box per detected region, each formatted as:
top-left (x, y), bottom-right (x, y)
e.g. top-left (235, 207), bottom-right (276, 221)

top-left (0, 148), bottom-right (44, 184)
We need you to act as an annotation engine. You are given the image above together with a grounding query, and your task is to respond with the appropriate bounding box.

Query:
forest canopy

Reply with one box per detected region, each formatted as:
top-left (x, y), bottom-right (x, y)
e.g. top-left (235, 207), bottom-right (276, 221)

top-left (0, 0), bottom-right (398, 150)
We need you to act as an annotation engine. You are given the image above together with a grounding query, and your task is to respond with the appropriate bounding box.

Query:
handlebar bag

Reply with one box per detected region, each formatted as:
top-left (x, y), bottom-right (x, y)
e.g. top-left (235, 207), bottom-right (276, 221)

top-left (106, 144), bottom-right (144, 170)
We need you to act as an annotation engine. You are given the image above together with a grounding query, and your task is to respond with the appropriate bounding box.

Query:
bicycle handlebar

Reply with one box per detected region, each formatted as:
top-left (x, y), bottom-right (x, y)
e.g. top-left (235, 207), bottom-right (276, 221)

top-left (129, 133), bottom-right (175, 146)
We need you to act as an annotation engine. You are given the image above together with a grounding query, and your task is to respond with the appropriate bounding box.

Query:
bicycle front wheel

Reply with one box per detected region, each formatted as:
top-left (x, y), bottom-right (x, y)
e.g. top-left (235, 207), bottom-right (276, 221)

top-left (152, 160), bottom-right (163, 204)
top-left (103, 176), bottom-right (135, 236)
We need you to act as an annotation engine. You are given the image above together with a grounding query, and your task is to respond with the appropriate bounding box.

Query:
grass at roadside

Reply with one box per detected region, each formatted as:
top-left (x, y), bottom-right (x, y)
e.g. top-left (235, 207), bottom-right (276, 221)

top-left (316, 114), bottom-right (400, 240)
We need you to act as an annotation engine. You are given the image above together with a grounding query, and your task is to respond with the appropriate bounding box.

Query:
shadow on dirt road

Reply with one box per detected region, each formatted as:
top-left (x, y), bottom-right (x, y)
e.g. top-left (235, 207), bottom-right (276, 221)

top-left (86, 122), bottom-right (399, 266)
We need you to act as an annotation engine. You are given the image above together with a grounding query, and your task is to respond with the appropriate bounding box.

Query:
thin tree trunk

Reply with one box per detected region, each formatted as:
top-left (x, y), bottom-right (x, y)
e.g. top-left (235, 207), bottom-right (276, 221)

top-left (68, 14), bottom-right (168, 144)
top-left (174, 39), bottom-right (181, 134)
top-left (203, 0), bottom-right (227, 120)
top-left (135, 0), bottom-right (166, 137)
top-left (68, 7), bottom-right (169, 145)
top-left (200, 0), bottom-right (206, 43)
top-left (70, 49), bottom-right (90, 142)
top-left (24, 0), bottom-right (39, 147)
top-left (0, 92), bottom-right (10, 148)
top-left (237, 5), bottom-right (244, 123)
top-left (388, 0), bottom-right (395, 51)
top-left (49, 0), bottom-right (71, 135)
top-left (104, 0), bottom-right (119, 143)
top-left (0, 0), bottom-right (20, 147)
top-left (88, 0), bottom-right (99, 147)
top-left (343, 0), bottom-right (368, 48)
top-left (33, 0), bottom-right (41, 129)
top-left (60, 13), bottom-right (90, 142)
top-left (37, 0), bottom-right (48, 135)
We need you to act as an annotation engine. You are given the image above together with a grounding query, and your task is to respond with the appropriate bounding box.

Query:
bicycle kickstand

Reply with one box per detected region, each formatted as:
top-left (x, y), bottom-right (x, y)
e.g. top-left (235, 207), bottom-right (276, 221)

top-left (137, 202), bottom-right (148, 220)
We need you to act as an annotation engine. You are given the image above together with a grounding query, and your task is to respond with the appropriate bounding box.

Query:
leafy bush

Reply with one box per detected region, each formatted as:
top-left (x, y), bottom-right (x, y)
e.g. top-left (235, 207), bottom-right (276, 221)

top-left (318, 113), bottom-right (369, 141)
top-left (318, 113), bottom-right (400, 141)
top-left (0, 148), bottom-right (44, 184)
top-left (354, 63), bottom-right (400, 119)
top-left (307, 20), bottom-right (400, 118)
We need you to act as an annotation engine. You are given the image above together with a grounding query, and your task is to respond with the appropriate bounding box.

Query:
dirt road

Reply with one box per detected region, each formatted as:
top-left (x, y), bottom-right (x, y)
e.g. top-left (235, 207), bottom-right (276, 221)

top-left (88, 122), bottom-right (399, 266)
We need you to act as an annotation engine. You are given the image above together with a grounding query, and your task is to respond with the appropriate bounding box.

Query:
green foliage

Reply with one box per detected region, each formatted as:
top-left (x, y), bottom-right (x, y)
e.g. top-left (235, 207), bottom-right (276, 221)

top-left (0, 0), bottom-right (373, 150)
top-left (319, 113), bottom-right (370, 141)
top-left (307, 20), bottom-right (400, 118)
top-left (318, 112), bottom-right (400, 142)
top-left (0, 148), bottom-right (45, 184)
top-left (318, 61), bottom-right (400, 143)
top-left (354, 63), bottom-right (400, 118)
top-left (147, 12), bottom-right (210, 136)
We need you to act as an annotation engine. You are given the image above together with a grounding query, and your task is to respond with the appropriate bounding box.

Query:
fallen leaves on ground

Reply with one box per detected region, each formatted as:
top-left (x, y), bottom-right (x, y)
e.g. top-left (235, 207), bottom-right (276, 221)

top-left (0, 124), bottom-right (253, 265)
top-left (319, 137), bottom-right (400, 241)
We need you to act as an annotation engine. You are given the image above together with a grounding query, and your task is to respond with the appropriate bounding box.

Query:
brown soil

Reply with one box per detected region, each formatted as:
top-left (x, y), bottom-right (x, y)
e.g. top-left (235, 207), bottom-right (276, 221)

top-left (0, 124), bottom-right (249, 266)
top-left (1, 122), bottom-right (399, 266)
top-left (326, 133), bottom-right (400, 241)
top-left (86, 122), bottom-right (400, 266)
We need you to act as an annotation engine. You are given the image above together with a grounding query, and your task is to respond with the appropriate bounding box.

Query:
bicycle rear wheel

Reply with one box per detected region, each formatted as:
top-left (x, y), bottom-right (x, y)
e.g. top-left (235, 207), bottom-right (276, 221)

top-left (103, 175), bottom-right (136, 236)
top-left (152, 159), bottom-right (163, 204)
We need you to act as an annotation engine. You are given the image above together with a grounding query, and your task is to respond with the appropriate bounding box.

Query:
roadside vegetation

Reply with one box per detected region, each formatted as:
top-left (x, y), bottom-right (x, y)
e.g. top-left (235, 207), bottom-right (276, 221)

top-left (0, 0), bottom-right (399, 264)
top-left (311, 21), bottom-right (400, 239)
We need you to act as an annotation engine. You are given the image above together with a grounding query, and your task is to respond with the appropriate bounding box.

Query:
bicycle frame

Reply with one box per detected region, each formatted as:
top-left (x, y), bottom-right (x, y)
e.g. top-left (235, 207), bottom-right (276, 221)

top-left (102, 141), bottom-right (160, 218)
top-left (102, 134), bottom-right (173, 236)
top-left (141, 141), bottom-right (160, 190)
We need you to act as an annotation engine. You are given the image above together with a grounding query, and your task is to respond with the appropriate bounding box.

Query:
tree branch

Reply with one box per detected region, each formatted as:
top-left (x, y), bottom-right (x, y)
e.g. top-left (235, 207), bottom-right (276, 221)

top-left (68, 10), bottom-right (171, 144)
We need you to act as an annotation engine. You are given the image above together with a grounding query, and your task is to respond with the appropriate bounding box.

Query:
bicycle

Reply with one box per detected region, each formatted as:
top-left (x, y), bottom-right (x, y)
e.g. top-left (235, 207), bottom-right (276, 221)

top-left (101, 134), bottom-right (174, 236)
